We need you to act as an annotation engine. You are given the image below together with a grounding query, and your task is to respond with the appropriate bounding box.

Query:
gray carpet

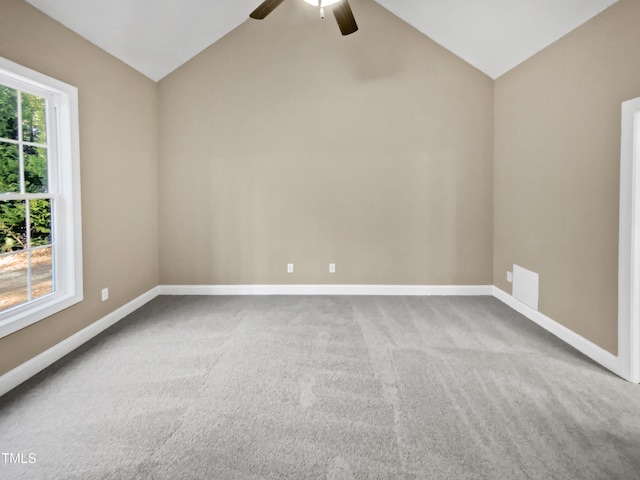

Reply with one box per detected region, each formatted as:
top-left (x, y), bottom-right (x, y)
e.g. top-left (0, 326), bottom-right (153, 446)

top-left (1, 295), bottom-right (639, 479)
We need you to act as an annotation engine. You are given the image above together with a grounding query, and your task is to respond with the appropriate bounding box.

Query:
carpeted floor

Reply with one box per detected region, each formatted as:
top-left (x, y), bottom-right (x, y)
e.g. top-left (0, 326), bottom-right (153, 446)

top-left (0, 295), bottom-right (639, 479)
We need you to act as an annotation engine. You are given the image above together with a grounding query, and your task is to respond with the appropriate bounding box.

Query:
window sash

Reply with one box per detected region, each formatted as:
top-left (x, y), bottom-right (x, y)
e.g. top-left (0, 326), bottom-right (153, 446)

top-left (0, 56), bottom-right (82, 339)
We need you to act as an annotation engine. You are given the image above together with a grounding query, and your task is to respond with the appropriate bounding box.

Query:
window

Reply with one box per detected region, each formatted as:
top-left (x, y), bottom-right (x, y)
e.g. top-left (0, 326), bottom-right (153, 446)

top-left (0, 57), bottom-right (82, 338)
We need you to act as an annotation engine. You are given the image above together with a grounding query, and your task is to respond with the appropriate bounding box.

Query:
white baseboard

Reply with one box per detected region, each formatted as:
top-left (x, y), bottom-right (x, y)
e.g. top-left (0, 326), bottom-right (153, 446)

top-left (0, 286), bottom-right (160, 398)
top-left (1, 283), bottom-right (630, 397)
top-left (492, 286), bottom-right (624, 378)
top-left (158, 284), bottom-right (494, 296)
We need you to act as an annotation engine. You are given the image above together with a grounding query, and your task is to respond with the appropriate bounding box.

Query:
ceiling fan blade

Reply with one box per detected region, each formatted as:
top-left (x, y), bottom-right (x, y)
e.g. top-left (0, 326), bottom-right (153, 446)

top-left (250, 0), bottom-right (286, 19)
top-left (332, 0), bottom-right (358, 35)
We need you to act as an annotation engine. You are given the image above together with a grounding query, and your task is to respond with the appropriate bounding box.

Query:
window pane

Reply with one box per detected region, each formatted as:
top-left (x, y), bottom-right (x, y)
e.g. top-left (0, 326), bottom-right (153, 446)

top-left (21, 92), bottom-right (46, 145)
top-left (0, 200), bottom-right (26, 252)
top-left (0, 86), bottom-right (18, 140)
top-left (30, 198), bottom-right (51, 246)
top-left (31, 246), bottom-right (53, 300)
top-left (0, 251), bottom-right (28, 312)
top-left (0, 141), bottom-right (19, 193)
top-left (24, 146), bottom-right (48, 193)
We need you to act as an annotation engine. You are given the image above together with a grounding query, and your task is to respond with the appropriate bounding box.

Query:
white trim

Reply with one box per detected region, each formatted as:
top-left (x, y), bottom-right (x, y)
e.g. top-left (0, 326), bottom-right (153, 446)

top-left (0, 287), bottom-right (159, 398)
top-left (3, 281), bottom-right (636, 398)
top-left (493, 287), bottom-right (623, 378)
top-left (619, 97), bottom-right (640, 384)
top-left (158, 284), bottom-right (494, 296)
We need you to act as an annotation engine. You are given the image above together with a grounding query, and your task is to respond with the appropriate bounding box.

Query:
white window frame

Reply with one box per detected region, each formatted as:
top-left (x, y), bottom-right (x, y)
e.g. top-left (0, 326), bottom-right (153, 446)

top-left (0, 57), bottom-right (82, 338)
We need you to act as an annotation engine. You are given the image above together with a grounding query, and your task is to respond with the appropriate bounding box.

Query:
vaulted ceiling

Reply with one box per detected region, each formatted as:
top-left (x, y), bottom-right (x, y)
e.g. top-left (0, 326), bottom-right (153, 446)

top-left (25, 0), bottom-right (619, 82)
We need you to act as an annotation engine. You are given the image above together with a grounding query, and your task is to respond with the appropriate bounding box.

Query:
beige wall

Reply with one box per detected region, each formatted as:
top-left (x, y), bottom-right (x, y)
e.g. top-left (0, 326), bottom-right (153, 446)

top-left (158, 0), bottom-right (494, 286)
top-left (3, 0), bottom-right (633, 378)
top-left (0, 0), bottom-right (159, 375)
top-left (494, 0), bottom-right (640, 354)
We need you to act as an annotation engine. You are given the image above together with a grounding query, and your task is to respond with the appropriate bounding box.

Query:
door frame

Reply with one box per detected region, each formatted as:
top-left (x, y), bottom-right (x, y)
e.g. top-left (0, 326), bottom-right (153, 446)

top-left (618, 96), bottom-right (640, 383)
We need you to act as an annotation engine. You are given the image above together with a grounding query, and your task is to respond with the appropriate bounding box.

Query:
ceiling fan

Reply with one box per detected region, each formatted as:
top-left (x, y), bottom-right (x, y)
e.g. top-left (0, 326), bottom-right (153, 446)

top-left (250, 0), bottom-right (358, 36)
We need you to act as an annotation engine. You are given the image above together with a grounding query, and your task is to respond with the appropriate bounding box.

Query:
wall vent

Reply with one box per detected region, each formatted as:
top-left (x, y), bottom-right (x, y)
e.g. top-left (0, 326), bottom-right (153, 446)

top-left (512, 264), bottom-right (539, 310)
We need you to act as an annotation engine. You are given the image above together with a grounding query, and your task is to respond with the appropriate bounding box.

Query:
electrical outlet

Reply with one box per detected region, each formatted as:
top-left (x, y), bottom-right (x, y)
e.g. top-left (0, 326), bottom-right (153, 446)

top-left (101, 288), bottom-right (109, 301)
top-left (329, 263), bottom-right (336, 273)
top-left (287, 263), bottom-right (294, 273)
top-left (507, 271), bottom-right (513, 283)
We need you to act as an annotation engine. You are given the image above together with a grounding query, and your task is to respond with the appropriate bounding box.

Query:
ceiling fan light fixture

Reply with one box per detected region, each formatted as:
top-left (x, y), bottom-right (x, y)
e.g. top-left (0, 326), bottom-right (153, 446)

top-left (303, 0), bottom-right (342, 7)
top-left (250, 0), bottom-right (357, 36)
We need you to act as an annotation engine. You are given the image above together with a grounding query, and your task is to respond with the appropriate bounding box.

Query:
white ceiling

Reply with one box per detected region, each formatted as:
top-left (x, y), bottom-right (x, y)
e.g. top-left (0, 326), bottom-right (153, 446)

top-left (25, 0), bottom-right (619, 82)
top-left (374, 0), bottom-right (619, 78)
